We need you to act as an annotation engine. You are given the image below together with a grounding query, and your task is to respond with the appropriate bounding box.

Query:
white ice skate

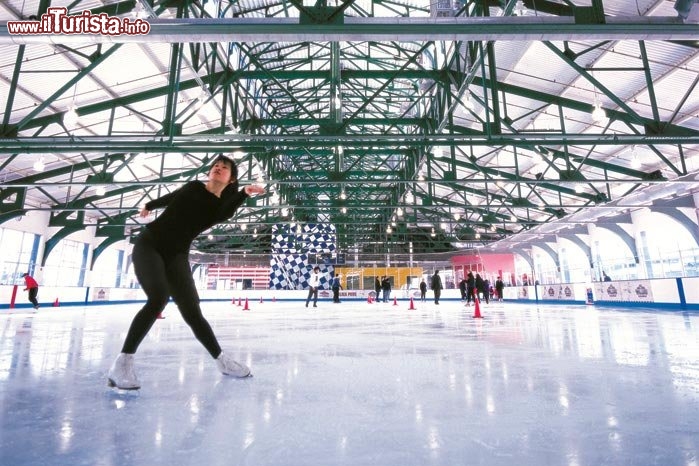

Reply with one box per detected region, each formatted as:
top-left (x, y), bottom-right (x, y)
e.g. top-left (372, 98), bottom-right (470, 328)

top-left (107, 353), bottom-right (141, 390)
top-left (216, 352), bottom-right (252, 378)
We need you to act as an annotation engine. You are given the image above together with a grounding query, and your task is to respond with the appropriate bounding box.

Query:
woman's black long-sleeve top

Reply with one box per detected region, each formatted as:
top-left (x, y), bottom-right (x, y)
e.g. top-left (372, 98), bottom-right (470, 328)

top-left (143, 181), bottom-right (248, 255)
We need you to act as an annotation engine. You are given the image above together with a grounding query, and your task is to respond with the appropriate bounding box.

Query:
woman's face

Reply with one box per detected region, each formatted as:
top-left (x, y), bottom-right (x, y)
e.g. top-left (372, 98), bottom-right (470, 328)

top-left (209, 160), bottom-right (235, 184)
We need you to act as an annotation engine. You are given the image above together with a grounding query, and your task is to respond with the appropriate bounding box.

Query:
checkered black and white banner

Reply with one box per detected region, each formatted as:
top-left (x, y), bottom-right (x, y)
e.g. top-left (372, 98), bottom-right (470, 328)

top-left (269, 224), bottom-right (336, 290)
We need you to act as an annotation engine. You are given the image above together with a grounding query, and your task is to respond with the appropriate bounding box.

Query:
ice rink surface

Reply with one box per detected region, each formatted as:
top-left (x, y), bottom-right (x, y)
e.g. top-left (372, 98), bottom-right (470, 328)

top-left (0, 298), bottom-right (698, 466)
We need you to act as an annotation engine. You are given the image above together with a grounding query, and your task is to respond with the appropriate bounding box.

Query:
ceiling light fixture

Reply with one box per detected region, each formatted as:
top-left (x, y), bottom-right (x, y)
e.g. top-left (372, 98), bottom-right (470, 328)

top-left (33, 157), bottom-right (45, 172)
top-left (463, 86), bottom-right (474, 110)
top-left (630, 145), bottom-right (642, 169)
top-left (591, 102), bottom-right (606, 122)
top-left (590, 72), bottom-right (606, 123)
top-left (63, 82), bottom-right (80, 127)
top-left (515, 0), bottom-right (527, 16)
top-left (64, 105), bottom-right (79, 126)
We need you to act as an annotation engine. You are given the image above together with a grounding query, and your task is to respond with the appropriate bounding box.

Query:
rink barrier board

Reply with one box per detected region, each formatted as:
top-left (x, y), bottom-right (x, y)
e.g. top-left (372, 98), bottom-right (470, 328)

top-left (2, 278), bottom-right (699, 311)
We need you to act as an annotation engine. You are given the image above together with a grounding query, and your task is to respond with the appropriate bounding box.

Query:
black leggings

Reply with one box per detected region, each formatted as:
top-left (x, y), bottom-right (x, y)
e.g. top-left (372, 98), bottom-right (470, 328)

top-left (121, 232), bottom-right (222, 358)
top-left (28, 288), bottom-right (39, 307)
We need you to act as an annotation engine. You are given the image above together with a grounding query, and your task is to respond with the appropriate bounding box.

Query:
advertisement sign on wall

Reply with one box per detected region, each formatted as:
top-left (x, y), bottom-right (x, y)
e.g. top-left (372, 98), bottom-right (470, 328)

top-left (541, 285), bottom-right (576, 300)
top-left (593, 280), bottom-right (654, 302)
top-left (93, 288), bottom-right (110, 301)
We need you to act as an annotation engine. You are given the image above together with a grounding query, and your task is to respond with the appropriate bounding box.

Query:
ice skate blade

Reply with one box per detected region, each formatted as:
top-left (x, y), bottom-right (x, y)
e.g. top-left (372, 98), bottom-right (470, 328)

top-left (107, 378), bottom-right (140, 390)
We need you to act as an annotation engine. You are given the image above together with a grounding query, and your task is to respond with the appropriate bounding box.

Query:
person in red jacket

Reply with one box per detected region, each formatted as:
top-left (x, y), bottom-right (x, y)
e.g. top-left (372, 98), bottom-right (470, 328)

top-left (22, 273), bottom-right (40, 309)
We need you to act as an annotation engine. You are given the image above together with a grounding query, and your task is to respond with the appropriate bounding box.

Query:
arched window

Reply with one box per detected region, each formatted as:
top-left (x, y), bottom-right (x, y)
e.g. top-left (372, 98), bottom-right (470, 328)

top-left (532, 246), bottom-right (557, 285)
top-left (594, 229), bottom-right (637, 281)
top-left (43, 239), bottom-right (88, 286)
top-left (638, 213), bottom-right (699, 278)
top-left (91, 247), bottom-right (124, 288)
top-left (558, 238), bottom-right (591, 283)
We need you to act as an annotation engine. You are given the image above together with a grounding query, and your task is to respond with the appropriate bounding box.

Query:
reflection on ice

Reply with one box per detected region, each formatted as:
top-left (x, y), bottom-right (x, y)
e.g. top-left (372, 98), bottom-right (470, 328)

top-left (0, 301), bottom-right (697, 466)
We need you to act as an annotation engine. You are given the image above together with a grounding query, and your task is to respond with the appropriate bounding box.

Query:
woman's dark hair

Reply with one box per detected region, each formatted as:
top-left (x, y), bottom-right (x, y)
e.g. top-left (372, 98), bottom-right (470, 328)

top-left (211, 154), bottom-right (238, 181)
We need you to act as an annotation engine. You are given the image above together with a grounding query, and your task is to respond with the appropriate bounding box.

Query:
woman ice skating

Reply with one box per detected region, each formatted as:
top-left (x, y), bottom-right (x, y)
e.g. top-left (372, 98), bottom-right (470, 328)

top-left (107, 154), bottom-right (265, 390)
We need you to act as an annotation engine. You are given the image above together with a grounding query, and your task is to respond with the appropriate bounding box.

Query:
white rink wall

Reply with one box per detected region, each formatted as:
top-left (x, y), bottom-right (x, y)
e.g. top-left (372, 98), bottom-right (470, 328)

top-left (502, 277), bottom-right (697, 310)
top-left (1, 278), bottom-right (698, 310)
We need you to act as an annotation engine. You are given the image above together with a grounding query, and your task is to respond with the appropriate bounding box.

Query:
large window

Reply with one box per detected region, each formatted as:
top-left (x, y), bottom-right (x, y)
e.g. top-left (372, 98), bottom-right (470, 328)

top-left (533, 248), bottom-right (558, 285)
top-left (43, 239), bottom-right (88, 287)
top-left (594, 231), bottom-right (638, 281)
top-left (0, 227), bottom-right (40, 285)
top-left (637, 214), bottom-right (699, 279)
top-left (91, 248), bottom-right (124, 288)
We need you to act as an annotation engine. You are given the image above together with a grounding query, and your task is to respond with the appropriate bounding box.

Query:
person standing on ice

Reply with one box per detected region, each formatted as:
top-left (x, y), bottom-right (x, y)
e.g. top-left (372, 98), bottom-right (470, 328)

top-left (431, 270), bottom-right (443, 305)
top-left (495, 276), bottom-right (505, 302)
top-left (22, 272), bottom-right (40, 309)
top-left (331, 273), bottom-right (342, 303)
top-left (306, 266), bottom-right (322, 308)
top-left (107, 154), bottom-right (265, 390)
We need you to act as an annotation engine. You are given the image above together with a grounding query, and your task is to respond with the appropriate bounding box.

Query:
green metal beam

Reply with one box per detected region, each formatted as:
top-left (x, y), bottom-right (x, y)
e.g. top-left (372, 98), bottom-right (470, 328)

top-left (3, 17), bottom-right (699, 43)
top-left (3, 133), bottom-right (697, 155)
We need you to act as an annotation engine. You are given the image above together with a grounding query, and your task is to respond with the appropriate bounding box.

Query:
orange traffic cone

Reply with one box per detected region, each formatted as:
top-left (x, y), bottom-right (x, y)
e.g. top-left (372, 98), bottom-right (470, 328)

top-left (243, 297), bottom-right (250, 311)
top-left (272, 296), bottom-right (276, 303)
top-left (231, 296), bottom-right (236, 304)
top-left (408, 297), bottom-right (416, 310)
top-left (393, 296), bottom-right (398, 306)
top-left (53, 298), bottom-right (59, 307)
top-left (260, 296), bottom-right (264, 304)
top-left (237, 297), bottom-right (242, 306)
top-left (367, 294), bottom-right (373, 304)
top-left (473, 296), bottom-right (483, 319)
